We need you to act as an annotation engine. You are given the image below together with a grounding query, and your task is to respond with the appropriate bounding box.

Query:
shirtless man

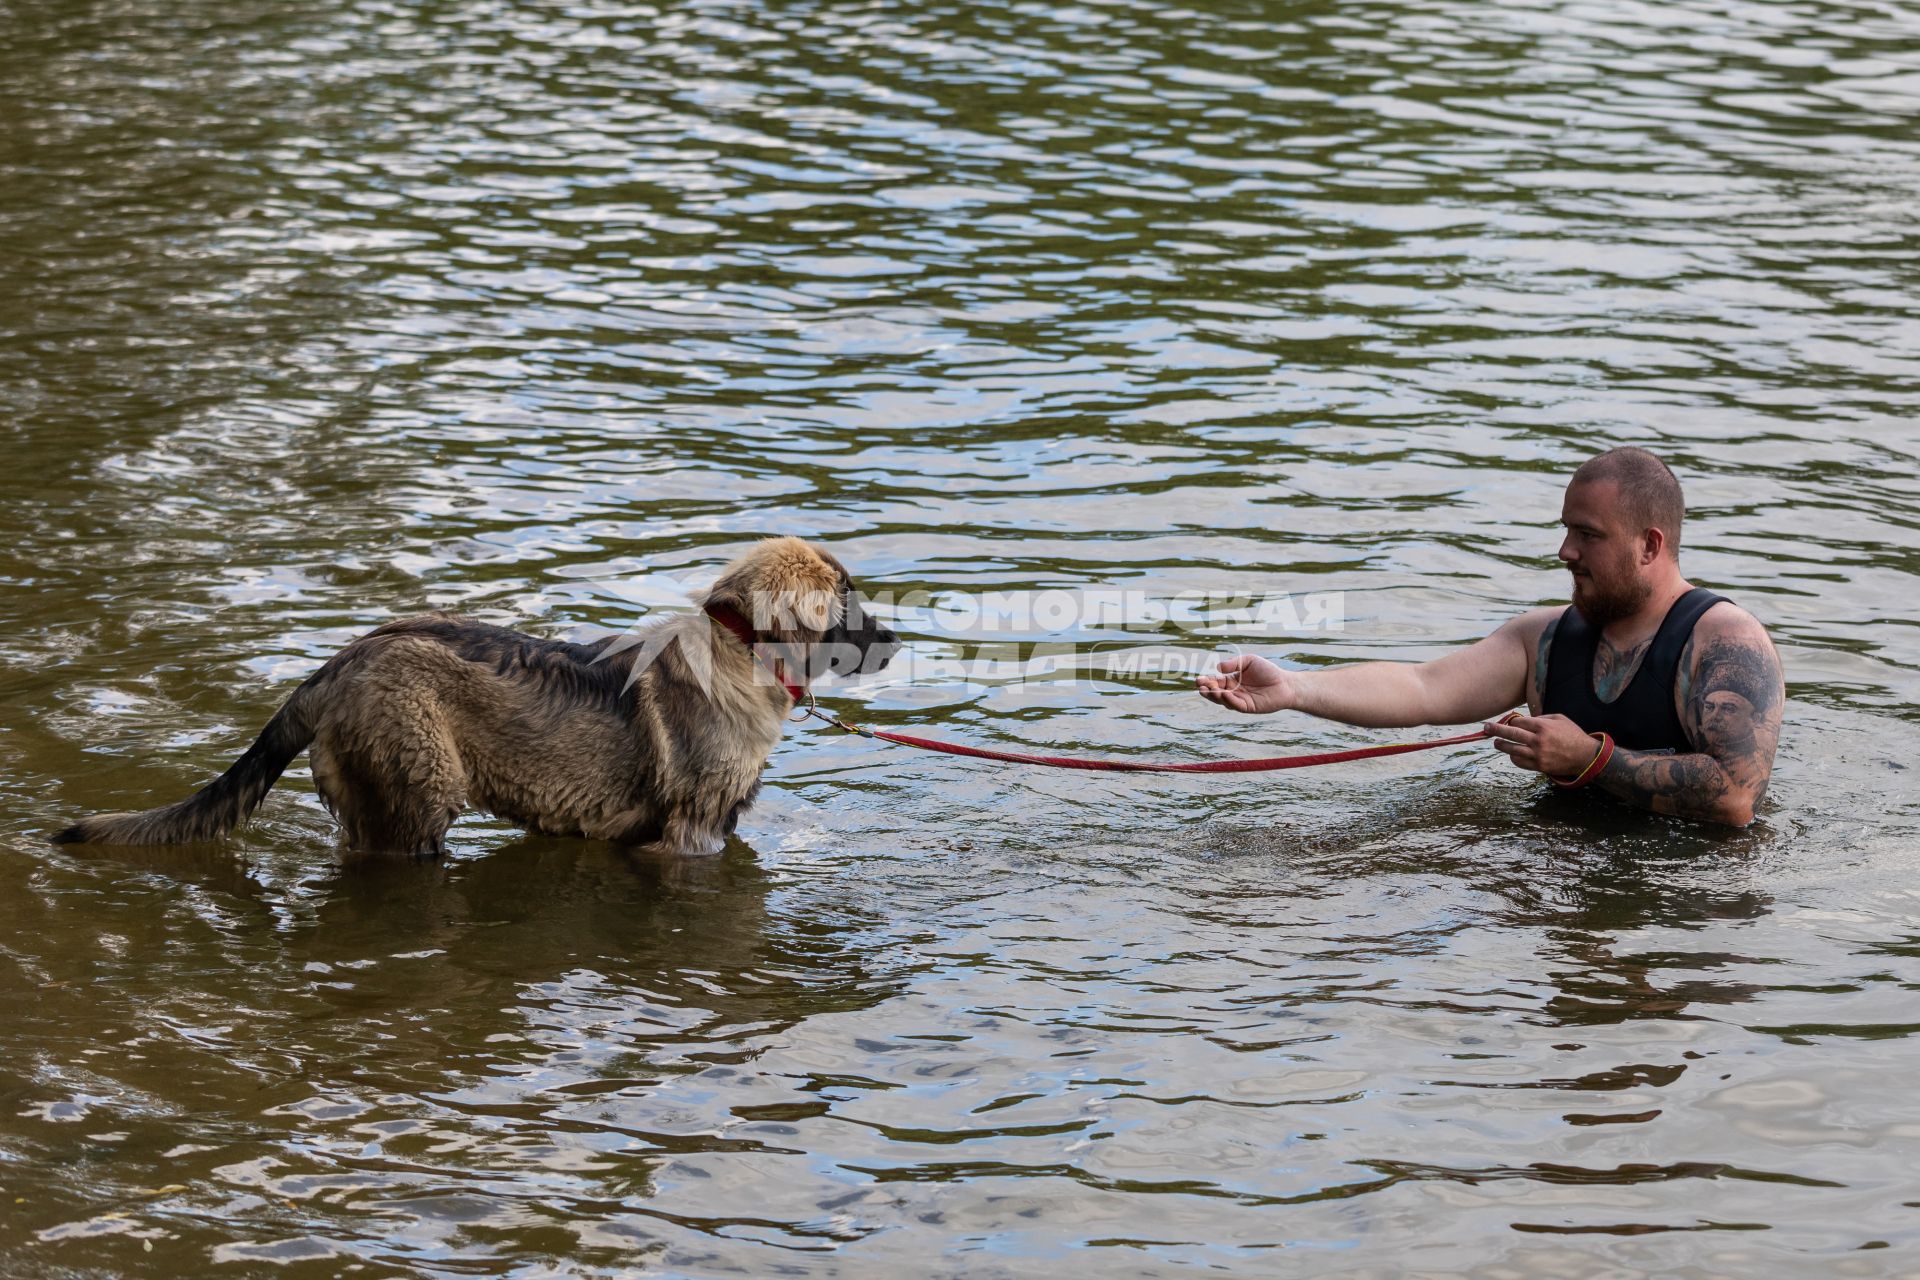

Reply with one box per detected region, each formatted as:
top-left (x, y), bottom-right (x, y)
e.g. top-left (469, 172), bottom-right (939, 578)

top-left (1197, 447), bottom-right (1783, 826)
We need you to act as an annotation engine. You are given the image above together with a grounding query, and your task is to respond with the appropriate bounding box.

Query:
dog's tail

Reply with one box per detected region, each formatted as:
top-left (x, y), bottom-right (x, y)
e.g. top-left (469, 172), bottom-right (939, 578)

top-left (54, 675), bottom-right (326, 847)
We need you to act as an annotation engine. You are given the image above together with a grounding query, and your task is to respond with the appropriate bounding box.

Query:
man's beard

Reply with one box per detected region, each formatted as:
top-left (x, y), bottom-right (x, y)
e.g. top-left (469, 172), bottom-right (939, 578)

top-left (1572, 568), bottom-right (1652, 628)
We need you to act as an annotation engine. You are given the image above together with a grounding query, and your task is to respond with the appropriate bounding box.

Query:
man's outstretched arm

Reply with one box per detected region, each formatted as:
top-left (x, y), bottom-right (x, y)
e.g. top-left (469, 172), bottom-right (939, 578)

top-left (1196, 608), bottom-right (1556, 728)
top-left (1484, 607), bottom-right (1783, 826)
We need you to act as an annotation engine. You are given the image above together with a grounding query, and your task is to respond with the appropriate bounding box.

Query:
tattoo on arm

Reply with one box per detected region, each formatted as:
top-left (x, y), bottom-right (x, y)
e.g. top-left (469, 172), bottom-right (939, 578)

top-left (1531, 614), bottom-right (1557, 713)
top-left (1597, 746), bottom-right (1737, 822)
top-left (1594, 627), bottom-right (1784, 826)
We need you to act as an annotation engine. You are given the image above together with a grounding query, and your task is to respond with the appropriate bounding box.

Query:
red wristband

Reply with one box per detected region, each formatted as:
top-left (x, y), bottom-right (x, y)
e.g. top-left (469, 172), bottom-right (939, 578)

top-left (1551, 732), bottom-right (1614, 789)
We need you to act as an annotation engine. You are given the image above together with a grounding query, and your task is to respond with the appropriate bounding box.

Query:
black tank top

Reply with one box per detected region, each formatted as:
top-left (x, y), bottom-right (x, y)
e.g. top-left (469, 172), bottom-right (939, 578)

top-left (1542, 587), bottom-right (1725, 753)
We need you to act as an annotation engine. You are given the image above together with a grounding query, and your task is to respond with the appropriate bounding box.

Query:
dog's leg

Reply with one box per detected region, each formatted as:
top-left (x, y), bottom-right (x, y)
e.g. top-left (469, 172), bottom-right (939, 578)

top-left (398, 737), bottom-right (464, 858)
top-left (312, 716), bottom-right (466, 856)
top-left (653, 813), bottom-right (727, 857)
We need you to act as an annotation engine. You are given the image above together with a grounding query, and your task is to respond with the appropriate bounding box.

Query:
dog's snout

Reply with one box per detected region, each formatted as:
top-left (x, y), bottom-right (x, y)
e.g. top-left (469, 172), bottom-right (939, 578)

top-left (867, 627), bottom-right (902, 672)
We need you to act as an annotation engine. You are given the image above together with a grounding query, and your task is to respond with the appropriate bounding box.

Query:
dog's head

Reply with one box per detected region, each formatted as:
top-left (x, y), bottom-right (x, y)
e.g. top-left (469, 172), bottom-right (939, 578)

top-left (703, 537), bottom-right (901, 685)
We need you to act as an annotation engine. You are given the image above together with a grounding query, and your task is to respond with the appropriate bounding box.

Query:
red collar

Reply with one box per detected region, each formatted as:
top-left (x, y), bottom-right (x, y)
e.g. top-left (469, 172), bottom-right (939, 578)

top-left (703, 601), bottom-right (805, 704)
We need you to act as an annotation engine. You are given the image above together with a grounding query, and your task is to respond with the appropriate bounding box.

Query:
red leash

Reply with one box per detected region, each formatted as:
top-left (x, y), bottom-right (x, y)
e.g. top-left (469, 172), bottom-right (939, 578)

top-left (803, 708), bottom-right (1494, 773)
top-left (705, 602), bottom-right (1504, 775)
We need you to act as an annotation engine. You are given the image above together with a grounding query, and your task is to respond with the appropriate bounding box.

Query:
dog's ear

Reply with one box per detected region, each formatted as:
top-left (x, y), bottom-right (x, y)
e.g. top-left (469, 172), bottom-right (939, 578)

top-left (700, 576), bottom-right (748, 621)
top-left (703, 542), bottom-right (781, 625)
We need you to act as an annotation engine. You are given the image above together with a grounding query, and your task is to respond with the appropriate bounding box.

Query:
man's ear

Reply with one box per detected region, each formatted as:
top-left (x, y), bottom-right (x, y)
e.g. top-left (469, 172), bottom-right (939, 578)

top-left (1642, 525), bottom-right (1667, 565)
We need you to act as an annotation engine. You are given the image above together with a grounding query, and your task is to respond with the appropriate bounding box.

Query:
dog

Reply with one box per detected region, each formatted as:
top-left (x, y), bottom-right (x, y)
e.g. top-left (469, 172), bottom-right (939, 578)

top-left (55, 538), bottom-right (899, 855)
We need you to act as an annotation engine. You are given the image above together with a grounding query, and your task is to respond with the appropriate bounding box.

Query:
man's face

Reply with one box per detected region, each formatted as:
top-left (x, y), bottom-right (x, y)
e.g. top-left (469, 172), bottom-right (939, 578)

top-left (1558, 479), bottom-right (1653, 627)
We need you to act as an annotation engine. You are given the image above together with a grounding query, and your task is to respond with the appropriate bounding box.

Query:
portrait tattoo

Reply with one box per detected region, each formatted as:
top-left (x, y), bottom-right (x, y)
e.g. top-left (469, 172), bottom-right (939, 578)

top-left (1688, 635), bottom-right (1779, 758)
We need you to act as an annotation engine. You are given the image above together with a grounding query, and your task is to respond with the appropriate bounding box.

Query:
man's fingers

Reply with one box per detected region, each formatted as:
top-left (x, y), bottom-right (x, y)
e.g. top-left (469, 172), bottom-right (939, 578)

top-left (1483, 719), bottom-right (1533, 744)
top-left (1486, 712), bottom-right (1572, 774)
top-left (1490, 739), bottom-right (1541, 769)
top-left (1198, 685), bottom-right (1246, 711)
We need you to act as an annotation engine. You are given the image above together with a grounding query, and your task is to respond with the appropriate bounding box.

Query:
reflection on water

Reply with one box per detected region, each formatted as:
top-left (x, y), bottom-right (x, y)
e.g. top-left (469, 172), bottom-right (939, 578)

top-left (3, 0), bottom-right (1920, 1272)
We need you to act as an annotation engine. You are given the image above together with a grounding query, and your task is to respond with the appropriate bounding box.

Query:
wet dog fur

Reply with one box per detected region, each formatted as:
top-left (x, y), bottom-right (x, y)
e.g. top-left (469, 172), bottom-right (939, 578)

top-left (55, 538), bottom-right (898, 855)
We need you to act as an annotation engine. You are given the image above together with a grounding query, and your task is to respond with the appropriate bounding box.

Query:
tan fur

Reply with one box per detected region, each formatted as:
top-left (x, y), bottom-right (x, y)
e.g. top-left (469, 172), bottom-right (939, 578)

top-left (56, 538), bottom-right (897, 856)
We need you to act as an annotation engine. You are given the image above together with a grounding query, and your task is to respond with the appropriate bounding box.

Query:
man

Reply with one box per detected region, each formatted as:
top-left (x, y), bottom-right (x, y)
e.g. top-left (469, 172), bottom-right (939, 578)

top-left (1196, 447), bottom-right (1783, 826)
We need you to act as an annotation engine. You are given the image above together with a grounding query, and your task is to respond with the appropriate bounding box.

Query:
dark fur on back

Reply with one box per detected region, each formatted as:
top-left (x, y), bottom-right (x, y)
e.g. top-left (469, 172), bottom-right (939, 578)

top-left (355, 616), bottom-right (640, 714)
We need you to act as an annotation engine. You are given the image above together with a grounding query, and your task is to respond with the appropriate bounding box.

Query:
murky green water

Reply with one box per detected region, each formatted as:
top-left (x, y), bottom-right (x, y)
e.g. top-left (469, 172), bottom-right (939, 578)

top-left (4, 0), bottom-right (1920, 1274)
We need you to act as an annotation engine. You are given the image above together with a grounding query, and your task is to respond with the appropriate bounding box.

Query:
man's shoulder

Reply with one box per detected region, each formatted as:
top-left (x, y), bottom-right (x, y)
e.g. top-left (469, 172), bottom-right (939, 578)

top-left (1499, 604), bottom-right (1570, 645)
top-left (1694, 596), bottom-right (1773, 648)
top-left (1683, 597), bottom-right (1784, 699)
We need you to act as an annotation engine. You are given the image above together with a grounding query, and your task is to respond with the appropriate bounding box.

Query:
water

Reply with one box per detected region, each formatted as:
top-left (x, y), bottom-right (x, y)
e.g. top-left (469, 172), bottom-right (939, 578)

top-left (3, 0), bottom-right (1919, 1273)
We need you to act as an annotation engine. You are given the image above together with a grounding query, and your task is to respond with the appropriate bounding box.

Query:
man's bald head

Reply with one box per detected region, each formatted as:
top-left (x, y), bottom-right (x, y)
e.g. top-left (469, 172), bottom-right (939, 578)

top-left (1571, 446), bottom-right (1685, 560)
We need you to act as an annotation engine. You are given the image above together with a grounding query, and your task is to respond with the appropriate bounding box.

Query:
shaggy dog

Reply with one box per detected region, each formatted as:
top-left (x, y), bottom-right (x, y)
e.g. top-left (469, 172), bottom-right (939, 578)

top-left (56, 538), bottom-right (899, 855)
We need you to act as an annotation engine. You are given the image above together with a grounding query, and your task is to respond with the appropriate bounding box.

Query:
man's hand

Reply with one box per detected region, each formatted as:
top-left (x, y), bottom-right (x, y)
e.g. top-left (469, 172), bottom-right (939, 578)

top-left (1197, 654), bottom-right (1296, 715)
top-left (1483, 712), bottom-right (1602, 778)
